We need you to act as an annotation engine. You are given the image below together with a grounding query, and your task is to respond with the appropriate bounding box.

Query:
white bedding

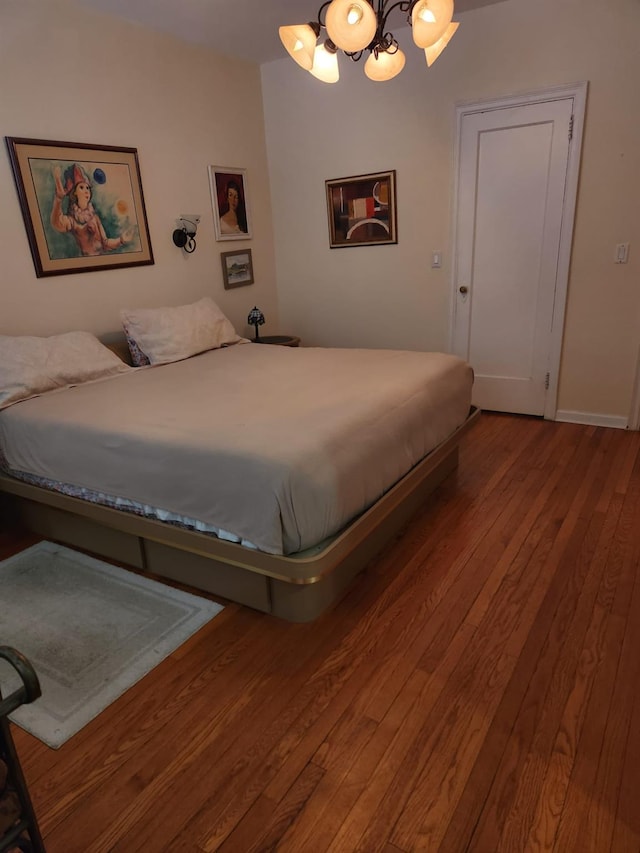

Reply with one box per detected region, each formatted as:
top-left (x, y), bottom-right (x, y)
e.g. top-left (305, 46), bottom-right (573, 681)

top-left (0, 344), bottom-right (473, 555)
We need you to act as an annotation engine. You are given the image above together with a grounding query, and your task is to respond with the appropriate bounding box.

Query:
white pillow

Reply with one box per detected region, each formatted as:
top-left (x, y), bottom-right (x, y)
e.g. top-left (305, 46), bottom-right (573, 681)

top-left (0, 331), bottom-right (131, 410)
top-left (119, 297), bottom-right (247, 365)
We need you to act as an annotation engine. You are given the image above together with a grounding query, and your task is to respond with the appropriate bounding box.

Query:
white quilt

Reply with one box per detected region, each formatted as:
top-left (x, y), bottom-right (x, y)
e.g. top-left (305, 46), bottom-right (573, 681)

top-left (0, 344), bottom-right (473, 555)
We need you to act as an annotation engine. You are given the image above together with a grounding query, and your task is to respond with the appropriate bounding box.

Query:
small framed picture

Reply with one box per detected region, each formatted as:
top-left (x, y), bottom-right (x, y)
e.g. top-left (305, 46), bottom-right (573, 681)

top-left (325, 170), bottom-right (397, 248)
top-left (221, 248), bottom-right (254, 289)
top-left (208, 166), bottom-right (252, 241)
top-left (5, 136), bottom-right (154, 277)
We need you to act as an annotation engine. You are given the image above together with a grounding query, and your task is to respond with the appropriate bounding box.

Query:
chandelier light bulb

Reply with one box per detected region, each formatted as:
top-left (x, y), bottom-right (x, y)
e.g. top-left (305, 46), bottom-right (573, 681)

top-left (309, 41), bottom-right (340, 83)
top-left (417, 6), bottom-right (436, 23)
top-left (412, 0), bottom-right (454, 48)
top-left (325, 0), bottom-right (377, 53)
top-left (364, 47), bottom-right (406, 82)
top-left (347, 4), bottom-right (363, 25)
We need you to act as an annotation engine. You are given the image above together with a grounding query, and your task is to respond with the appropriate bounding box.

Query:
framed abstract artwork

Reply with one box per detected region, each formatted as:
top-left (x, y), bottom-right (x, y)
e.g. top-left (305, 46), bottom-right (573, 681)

top-left (5, 137), bottom-right (154, 277)
top-left (220, 248), bottom-right (254, 289)
top-left (325, 170), bottom-right (397, 248)
top-left (208, 166), bottom-right (252, 241)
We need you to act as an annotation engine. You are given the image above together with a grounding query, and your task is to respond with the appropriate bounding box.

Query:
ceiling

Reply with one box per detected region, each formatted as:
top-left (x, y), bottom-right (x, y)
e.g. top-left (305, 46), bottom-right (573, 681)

top-left (79, 0), bottom-right (506, 65)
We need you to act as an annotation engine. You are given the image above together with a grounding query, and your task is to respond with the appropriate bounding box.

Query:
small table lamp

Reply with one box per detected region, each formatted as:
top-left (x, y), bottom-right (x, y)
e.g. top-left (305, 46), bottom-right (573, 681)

top-left (247, 306), bottom-right (265, 341)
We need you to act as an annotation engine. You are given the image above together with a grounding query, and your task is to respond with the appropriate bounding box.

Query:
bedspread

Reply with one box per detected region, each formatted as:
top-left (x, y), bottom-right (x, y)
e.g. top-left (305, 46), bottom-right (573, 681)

top-left (0, 345), bottom-right (473, 555)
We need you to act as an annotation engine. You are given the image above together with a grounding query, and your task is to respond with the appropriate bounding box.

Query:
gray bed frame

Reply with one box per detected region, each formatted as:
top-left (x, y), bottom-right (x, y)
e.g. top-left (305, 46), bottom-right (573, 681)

top-left (0, 407), bottom-right (477, 621)
top-left (0, 336), bottom-right (479, 620)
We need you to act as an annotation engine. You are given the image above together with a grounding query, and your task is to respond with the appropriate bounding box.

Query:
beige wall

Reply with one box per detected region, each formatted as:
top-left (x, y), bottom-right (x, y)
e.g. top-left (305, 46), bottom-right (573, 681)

top-left (0, 0), bottom-right (279, 340)
top-left (262, 0), bottom-right (640, 421)
top-left (2, 0), bottom-right (638, 420)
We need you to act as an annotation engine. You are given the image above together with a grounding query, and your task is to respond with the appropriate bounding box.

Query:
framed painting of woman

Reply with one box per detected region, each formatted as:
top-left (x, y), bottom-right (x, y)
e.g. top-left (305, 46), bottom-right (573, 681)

top-left (208, 166), bottom-right (252, 241)
top-left (5, 137), bottom-right (154, 277)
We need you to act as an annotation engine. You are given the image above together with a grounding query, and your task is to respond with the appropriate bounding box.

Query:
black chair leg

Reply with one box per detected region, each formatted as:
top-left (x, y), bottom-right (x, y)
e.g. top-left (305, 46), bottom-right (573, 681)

top-left (0, 648), bottom-right (46, 853)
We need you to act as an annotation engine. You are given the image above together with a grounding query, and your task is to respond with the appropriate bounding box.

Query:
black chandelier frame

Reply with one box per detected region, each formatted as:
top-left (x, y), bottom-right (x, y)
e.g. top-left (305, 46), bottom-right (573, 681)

top-left (316, 0), bottom-right (422, 61)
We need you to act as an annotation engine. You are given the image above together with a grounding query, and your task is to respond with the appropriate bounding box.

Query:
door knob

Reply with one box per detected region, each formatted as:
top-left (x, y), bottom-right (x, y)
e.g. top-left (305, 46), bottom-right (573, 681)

top-left (459, 286), bottom-right (469, 294)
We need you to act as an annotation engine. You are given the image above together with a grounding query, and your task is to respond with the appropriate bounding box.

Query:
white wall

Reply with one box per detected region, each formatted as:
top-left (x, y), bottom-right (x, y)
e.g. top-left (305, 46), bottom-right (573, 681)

top-left (0, 0), bottom-right (279, 340)
top-left (262, 0), bottom-right (640, 421)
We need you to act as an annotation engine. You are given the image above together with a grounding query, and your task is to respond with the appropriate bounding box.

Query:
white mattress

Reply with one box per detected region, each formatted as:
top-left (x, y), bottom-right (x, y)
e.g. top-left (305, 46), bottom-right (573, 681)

top-left (0, 344), bottom-right (473, 555)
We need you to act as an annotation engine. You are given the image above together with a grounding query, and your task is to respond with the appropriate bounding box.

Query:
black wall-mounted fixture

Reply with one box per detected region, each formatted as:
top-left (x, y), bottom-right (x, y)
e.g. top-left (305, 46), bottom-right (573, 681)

top-left (172, 215), bottom-right (200, 253)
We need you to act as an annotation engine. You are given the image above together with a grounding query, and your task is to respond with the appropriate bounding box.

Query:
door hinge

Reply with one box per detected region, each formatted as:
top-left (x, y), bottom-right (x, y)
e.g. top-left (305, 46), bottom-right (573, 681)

top-left (568, 115), bottom-right (574, 141)
top-left (545, 372), bottom-right (550, 390)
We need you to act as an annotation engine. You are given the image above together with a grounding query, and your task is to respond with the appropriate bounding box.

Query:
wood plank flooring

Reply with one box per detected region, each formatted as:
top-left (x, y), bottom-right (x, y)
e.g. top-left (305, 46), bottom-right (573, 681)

top-left (2, 412), bottom-right (640, 852)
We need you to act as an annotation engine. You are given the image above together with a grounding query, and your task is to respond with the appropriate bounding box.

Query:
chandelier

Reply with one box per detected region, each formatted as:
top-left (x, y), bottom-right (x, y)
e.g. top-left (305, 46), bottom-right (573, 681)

top-left (279, 0), bottom-right (459, 83)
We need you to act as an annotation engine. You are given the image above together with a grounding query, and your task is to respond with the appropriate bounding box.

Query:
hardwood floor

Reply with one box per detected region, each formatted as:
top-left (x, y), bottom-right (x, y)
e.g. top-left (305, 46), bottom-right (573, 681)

top-left (2, 412), bottom-right (640, 852)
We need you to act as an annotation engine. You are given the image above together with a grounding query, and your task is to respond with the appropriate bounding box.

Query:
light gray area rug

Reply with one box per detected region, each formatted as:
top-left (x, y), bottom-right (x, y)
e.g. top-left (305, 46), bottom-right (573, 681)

top-left (0, 541), bottom-right (223, 749)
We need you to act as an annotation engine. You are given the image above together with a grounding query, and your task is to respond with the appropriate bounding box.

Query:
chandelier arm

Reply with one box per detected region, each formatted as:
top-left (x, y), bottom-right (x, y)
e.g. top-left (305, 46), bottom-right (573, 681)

top-left (381, 34), bottom-right (400, 53)
top-left (378, 0), bottom-right (416, 33)
top-left (316, 1), bottom-right (332, 28)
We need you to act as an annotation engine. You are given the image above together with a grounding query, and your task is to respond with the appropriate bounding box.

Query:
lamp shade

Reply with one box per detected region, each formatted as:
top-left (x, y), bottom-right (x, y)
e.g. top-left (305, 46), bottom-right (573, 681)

top-left (411, 0), bottom-right (454, 48)
top-left (279, 23), bottom-right (318, 70)
top-left (247, 306), bottom-right (265, 326)
top-left (310, 42), bottom-right (340, 83)
top-left (325, 0), bottom-right (377, 53)
top-left (364, 48), bottom-right (406, 81)
top-left (424, 21), bottom-right (459, 66)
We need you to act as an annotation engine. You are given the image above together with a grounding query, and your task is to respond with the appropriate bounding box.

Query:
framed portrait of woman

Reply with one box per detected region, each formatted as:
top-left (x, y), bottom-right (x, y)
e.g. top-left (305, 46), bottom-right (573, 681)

top-left (208, 166), bottom-right (252, 241)
top-left (5, 137), bottom-right (154, 277)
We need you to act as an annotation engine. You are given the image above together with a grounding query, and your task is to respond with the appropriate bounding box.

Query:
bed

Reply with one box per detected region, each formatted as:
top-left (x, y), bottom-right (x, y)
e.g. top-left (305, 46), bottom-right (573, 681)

top-left (0, 304), bottom-right (476, 621)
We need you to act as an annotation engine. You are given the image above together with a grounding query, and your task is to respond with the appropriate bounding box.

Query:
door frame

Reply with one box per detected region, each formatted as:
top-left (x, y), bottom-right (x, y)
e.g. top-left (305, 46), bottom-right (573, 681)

top-left (629, 345), bottom-right (640, 430)
top-left (449, 82), bottom-right (588, 420)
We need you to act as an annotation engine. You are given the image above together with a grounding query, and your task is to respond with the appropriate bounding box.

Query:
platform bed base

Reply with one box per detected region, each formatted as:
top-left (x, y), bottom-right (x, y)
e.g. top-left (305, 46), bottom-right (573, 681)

top-left (0, 409), bottom-right (478, 621)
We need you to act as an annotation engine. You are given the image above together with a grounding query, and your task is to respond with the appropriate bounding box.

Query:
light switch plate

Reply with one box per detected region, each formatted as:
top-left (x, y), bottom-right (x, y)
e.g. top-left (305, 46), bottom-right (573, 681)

top-left (615, 242), bottom-right (630, 264)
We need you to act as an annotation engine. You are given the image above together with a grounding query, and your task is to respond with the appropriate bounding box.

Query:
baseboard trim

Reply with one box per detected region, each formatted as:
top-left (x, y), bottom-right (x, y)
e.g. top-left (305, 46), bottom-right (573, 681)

top-left (555, 410), bottom-right (628, 430)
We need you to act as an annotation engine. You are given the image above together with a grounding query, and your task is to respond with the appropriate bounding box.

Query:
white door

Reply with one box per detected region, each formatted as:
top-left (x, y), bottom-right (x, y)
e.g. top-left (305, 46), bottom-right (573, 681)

top-left (451, 89), bottom-right (584, 417)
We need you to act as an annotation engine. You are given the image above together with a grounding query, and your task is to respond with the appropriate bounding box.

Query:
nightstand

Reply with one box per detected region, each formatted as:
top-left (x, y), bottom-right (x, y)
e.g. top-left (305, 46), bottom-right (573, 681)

top-left (253, 335), bottom-right (301, 347)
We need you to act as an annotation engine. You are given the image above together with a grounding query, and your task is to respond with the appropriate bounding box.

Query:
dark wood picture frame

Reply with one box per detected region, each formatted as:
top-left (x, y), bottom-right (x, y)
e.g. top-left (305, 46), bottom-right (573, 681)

top-left (5, 137), bottom-right (154, 277)
top-left (221, 248), bottom-right (254, 289)
top-left (325, 170), bottom-right (397, 248)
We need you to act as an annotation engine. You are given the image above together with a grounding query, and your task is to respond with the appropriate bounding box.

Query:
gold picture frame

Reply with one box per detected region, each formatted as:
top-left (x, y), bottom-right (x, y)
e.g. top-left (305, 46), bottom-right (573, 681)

top-left (5, 137), bottom-right (154, 277)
